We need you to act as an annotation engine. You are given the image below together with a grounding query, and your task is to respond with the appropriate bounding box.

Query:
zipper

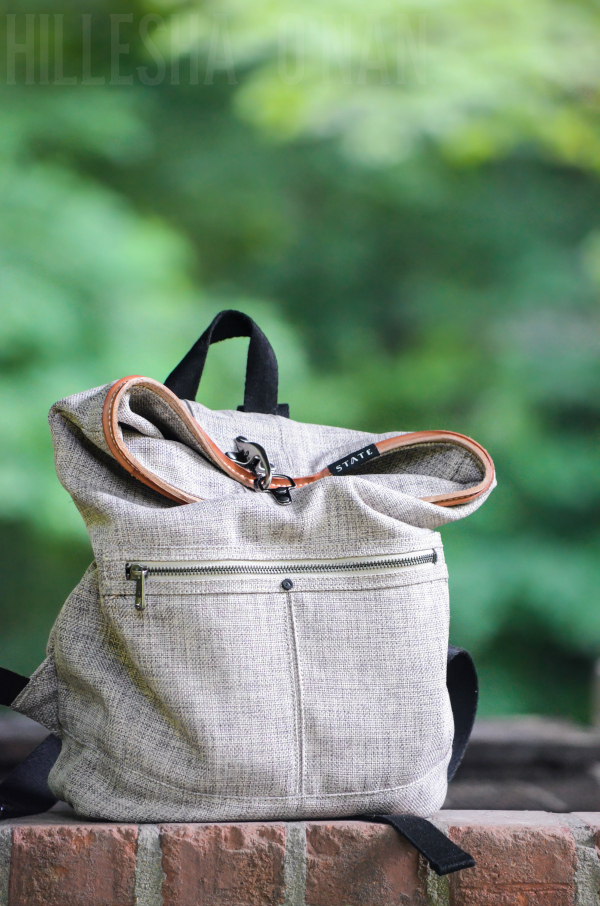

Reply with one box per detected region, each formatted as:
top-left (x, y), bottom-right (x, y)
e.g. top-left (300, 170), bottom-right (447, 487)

top-left (126, 550), bottom-right (437, 612)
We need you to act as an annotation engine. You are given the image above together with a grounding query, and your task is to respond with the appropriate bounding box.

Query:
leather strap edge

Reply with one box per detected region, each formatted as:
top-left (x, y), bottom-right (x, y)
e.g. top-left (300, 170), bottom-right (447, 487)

top-left (376, 431), bottom-right (494, 507)
top-left (102, 376), bottom-right (268, 504)
top-left (102, 376), bottom-right (494, 508)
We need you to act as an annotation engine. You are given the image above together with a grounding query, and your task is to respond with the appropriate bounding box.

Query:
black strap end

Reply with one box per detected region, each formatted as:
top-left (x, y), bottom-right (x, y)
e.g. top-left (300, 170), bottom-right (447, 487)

top-left (0, 801), bottom-right (47, 821)
top-left (374, 814), bottom-right (475, 876)
top-left (237, 402), bottom-right (289, 418)
top-left (0, 667), bottom-right (29, 707)
top-left (0, 734), bottom-right (61, 820)
top-left (428, 849), bottom-right (475, 876)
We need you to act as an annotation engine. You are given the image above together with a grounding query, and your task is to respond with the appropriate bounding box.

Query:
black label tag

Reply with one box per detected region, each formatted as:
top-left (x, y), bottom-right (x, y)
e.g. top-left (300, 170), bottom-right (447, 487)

top-left (327, 444), bottom-right (380, 476)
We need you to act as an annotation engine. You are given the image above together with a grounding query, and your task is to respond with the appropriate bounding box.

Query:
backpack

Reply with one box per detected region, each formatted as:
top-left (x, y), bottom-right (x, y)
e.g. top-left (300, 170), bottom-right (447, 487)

top-left (0, 310), bottom-right (495, 876)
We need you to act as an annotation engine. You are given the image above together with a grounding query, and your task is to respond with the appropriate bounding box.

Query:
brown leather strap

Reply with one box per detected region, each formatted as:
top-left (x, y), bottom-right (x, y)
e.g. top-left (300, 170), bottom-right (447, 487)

top-left (102, 376), bottom-right (494, 507)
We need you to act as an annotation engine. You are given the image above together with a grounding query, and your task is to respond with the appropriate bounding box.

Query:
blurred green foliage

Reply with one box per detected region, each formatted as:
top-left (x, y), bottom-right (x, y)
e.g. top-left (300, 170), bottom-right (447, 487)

top-left (1, 0), bottom-right (600, 720)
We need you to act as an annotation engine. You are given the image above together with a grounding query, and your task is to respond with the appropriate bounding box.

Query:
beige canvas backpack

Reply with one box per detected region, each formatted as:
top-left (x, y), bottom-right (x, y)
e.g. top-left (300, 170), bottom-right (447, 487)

top-left (0, 311), bottom-right (495, 875)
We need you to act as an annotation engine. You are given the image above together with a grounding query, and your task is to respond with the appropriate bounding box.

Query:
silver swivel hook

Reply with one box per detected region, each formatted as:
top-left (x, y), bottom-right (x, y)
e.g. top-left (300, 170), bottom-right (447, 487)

top-left (226, 436), bottom-right (296, 505)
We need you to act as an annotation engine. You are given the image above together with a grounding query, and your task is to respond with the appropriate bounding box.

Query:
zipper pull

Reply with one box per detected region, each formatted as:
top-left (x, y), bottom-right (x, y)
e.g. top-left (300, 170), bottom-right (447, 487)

top-left (127, 564), bottom-right (148, 611)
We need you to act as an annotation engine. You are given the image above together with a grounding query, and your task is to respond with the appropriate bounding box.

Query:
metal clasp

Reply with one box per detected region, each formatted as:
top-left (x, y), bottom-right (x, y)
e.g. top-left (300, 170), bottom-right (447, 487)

top-left (268, 475), bottom-right (296, 506)
top-left (226, 436), bottom-right (295, 505)
top-left (226, 436), bottom-right (273, 489)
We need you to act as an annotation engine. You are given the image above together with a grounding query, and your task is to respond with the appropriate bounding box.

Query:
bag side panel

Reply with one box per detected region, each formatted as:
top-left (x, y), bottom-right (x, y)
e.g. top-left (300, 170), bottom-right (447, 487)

top-left (11, 655), bottom-right (60, 735)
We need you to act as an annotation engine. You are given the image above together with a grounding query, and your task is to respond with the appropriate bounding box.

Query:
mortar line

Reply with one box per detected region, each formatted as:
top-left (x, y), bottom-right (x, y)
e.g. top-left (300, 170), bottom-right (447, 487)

top-left (425, 817), bottom-right (450, 906)
top-left (0, 825), bottom-right (11, 906)
top-left (565, 815), bottom-right (600, 906)
top-left (283, 822), bottom-right (307, 906)
top-left (134, 824), bottom-right (165, 906)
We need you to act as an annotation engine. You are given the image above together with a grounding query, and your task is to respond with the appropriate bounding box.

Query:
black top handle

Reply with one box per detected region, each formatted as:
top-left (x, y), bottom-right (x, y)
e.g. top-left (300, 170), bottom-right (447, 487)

top-left (164, 310), bottom-right (289, 417)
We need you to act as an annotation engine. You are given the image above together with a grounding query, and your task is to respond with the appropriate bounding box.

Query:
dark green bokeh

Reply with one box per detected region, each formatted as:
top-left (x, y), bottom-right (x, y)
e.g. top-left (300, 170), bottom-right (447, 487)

top-left (1, 4), bottom-right (600, 719)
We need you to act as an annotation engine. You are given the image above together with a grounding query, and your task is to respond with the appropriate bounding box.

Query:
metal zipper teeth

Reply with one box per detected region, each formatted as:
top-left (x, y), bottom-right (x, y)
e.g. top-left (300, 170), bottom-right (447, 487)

top-left (140, 551), bottom-right (436, 577)
top-left (126, 551), bottom-right (437, 611)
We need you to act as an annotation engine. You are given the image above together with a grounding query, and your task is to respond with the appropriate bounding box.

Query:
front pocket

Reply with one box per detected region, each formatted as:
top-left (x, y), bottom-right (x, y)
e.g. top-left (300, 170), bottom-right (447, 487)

top-left (101, 548), bottom-right (447, 801)
top-left (288, 579), bottom-right (452, 796)
top-left (101, 588), bottom-right (300, 799)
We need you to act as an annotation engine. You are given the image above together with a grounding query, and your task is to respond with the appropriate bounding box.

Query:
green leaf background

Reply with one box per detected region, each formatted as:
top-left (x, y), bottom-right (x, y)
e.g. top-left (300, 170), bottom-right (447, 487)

top-left (1, 0), bottom-right (599, 719)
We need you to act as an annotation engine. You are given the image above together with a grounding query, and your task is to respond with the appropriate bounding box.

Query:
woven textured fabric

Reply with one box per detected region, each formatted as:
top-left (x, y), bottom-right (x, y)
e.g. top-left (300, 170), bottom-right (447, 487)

top-left (12, 380), bottom-right (495, 822)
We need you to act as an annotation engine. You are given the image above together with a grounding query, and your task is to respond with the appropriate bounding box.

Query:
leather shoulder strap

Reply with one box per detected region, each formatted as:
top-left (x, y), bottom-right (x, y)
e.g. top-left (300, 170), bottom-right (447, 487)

top-left (102, 376), bottom-right (494, 507)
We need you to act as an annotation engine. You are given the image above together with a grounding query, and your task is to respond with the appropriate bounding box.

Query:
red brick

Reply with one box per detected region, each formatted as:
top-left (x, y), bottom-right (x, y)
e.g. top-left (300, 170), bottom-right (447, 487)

top-left (9, 823), bottom-right (137, 906)
top-left (437, 811), bottom-right (577, 906)
top-left (160, 822), bottom-right (286, 906)
top-left (305, 820), bottom-right (426, 906)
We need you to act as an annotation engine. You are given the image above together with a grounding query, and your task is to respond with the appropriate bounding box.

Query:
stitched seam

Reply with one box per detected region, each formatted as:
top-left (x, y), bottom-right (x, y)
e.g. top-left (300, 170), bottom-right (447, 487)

top-left (108, 379), bottom-right (242, 486)
top-left (141, 388), bottom-right (237, 479)
top-left (147, 383), bottom-right (251, 484)
top-left (102, 571), bottom-right (448, 599)
top-left (313, 437), bottom-right (493, 504)
top-left (107, 380), bottom-right (492, 505)
top-left (106, 385), bottom-right (197, 503)
top-left (318, 470), bottom-right (491, 505)
top-left (102, 547), bottom-right (443, 564)
top-left (378, 442), bottom-right (485, 482)
top-left (110, 384), bottom-right (201, 497)
top-left (106, 381), bottom-right (215, 501)
top-left (286, 590), bottom-right (305, 796)
top-left (283, 592), bottom-right (302, 796)
top-left (58, 726), bottom-right (451, 800)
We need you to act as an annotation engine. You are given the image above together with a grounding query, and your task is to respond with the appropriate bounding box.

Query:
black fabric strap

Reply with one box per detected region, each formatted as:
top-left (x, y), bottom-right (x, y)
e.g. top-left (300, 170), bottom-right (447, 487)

top-left (446, 645), bottom-right (478, 781)
top-left (378, 814), bottom-right (475, 875)
top-left (0, 668), bottom-right (29, 707)
top-left (0, 668), bottom-right (61, 819)
top-left (374, 645), bottom-right (479, 875)
top-left (0, 735), bottom-right (61, 820)
top-left (164, 310), bottom-right (289, 416)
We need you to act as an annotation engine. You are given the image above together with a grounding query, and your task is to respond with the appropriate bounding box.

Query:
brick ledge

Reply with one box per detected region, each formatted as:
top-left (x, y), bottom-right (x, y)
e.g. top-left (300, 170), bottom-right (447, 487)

top-left (1, 809), bottom-right (600, 905)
